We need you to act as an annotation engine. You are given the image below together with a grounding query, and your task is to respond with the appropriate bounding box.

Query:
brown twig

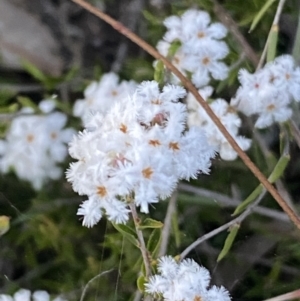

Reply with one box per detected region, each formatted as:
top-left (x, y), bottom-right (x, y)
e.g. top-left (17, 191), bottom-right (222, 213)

top-left (180, 190), bottom-right (267, 259)
top-left (158, 190), bottom-right (178, 257)
top-left (129, 203), bottom-right (151, 278)
top-left (263, 289), bottom-right (300, 301)
top-left (70, 0), bottom-right (300, 230)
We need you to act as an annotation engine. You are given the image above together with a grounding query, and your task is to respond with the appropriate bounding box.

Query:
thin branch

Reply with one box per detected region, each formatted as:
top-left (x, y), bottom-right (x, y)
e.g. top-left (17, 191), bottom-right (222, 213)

top-left (257, 0), bottom-right (287, 70)
top-left (292, 3), bottom-right (300, 63)
top-left (158, 190), bottom-right (178, 257)
top-left (70, 0), bottom-right (300, 230)
top-left (180, 190), bottom-right (267, 259)
top-left (212, 0), bottom-right (259, 66)
top-left (263, 289), bottom-right (300, 301)
top-left (129, 203), bottom-right (151, 278)
top-left (290, 120), bottom-right (300, 149)
top-left (178, 183), bottom-right (290, 222)
top-left (133, 290), bottom-right (142, 301)
top-left (80, 269), bottom-right (114, 301)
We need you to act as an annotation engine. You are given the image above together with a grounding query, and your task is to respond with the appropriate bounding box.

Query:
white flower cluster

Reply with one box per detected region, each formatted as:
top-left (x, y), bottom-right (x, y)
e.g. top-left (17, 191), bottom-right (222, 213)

top-left (187, 87), bottom-right (251, 160)
top-left (67, 81), bottom-right (215, 227)
top-left (0, 288), bottom-right (67, 301)
top-left (73, 72), bottom-right (137, 126)
top-left (157, 9), bottom-right (229, 88)
top-left (145, 256), bottom-right (231, 301)
top-left (0, 100), bottom-right (75, 190)
top-left (231, 55), bottom-right (300, 129)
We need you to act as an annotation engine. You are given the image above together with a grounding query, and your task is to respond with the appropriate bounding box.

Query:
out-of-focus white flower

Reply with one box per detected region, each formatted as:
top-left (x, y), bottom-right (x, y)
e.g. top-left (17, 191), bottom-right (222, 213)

top-left (187, 91), bottom-right (251, 160)
top-left (231, 55), bottom-right (300, 129)
top-left (73, 72), bottom-right (137, 126)
top-left (145, 256), bottom-right (231, 301)
top-left (0, 103), bottom-right (75, 190)
top-left (0, 289), bottom-right (66, 301)
top-left (67, 81), bottom-right (215, 227)
top-left (156, 9), bottom-right (229, 88)
top-left (32, 291), bottom-right (50, 301)
top-left (39, 99), bottom-right (56, 113)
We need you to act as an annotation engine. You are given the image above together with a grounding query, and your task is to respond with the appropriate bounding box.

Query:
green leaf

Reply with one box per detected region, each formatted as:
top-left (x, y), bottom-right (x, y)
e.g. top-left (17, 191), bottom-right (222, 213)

top-left (147, 228), bottom-right (162, 258)
top-left (217, 223), bottom-right (240, 262)
top-left (0, 90), bottom-right (15, 106)
top-left (112, 223), bottom-right (139, 247)
top-left (233, 151), bottom-right (290, 216)
top-left (267, 25), bottom-right (278, 62)
top-left (142, 10), bottom-right (162, 25)
top-left (137, 275), bottom-right (146, 292)
top-left (22, 60), bottom-right (47, 83)
top-left (268, 151), bottom-right (290, 183)
top-left (0, 103), bottom-right (19, 114)
top-left (168, 40), bottom-right (181, 57)
top-left (138, 218), bottom-right (163, 230)
top-left (172, 211), bottom-right (181, 248)
top-left (233, 185), bottom-right (263, 216)
top-left (17, 96), bottom-right (38, 111)
top-left (154, 60), bottom-right (165, 85)
top-left (0, 216), bottom-right (10, 236)
top-left (249, 0), bottom-right (276, 32)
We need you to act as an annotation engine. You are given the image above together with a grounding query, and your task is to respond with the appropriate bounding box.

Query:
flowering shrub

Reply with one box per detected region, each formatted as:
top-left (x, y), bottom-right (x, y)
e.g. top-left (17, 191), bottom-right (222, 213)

top-left (67, 81), bottom-right (215, 226)
top-left (1, 1), bottom-right (300, 301)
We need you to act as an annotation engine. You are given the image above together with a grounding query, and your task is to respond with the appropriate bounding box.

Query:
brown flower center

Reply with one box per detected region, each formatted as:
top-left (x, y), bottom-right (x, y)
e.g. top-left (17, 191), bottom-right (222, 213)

top-left (97, 186), bottom-right (107, 197)
top-left (26, 134), bottom-right (34, 143)
top-left (111, 89), bottom-right (118, 96)
top-left (149, 139), bottom-right (161, 147)
top-left (197, 31), bottom-right (205, 38)
top-left (142, 167), bottom-right (153, 179)
top-left (169, 142), bottom-right (180, 151)
top-left (202, 57), bottom-right (210, 65)
top-left (119, 123), bottom-right (127, 133)
top-left (51, 132), bottom-right (57, 140)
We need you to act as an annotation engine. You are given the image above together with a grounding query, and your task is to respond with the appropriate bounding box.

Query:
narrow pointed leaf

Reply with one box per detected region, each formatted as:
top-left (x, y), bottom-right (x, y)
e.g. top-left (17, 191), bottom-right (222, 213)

top-left (217, 223), bottom-right (240, 262)
top-left (233, 152), bottom-right (290, 216)
top-left (147, 228), bottom-right (162, 257)
top-left (249, 0), bottom-right (276, 32)
top-left (267, 25), bottom-right (279, 62)
top-left (138, 218), bottom-right (163, 230)
top-left (172, 211), bottom-right (181, 248)
top-left (137, 275), bottom-right (146, 292)
top-left (154, 60), bottom-right (164, 85)
top-left (112, 223), bottom-right (139, 247)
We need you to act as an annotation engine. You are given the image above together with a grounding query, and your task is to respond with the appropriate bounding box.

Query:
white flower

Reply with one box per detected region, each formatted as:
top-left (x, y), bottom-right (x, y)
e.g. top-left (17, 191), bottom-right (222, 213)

top-left (145, 256), bottom-right (231, 301)
top-left (32, 291), bottom-right (50, 301)
top-left (0, 105), bottom-right (74, 189)
top-left (254, 94), bottom-right (292, 129)
top-left (0, 289), bottom-right (67, 301)
top-left (68, 81), bottom-right (215, 226)
top-left (187, 93), bottom-right (251, 160)
top-left (157, 9), bottom-right (229, 88)
top-left (73, 72), bottom-right (137, 126)
top-left (14, 290), bottom-right (31, 301)
top-left (232, 54), bottom-right (300, 128)
top-left (39, 99), bottom-right (56, 113)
